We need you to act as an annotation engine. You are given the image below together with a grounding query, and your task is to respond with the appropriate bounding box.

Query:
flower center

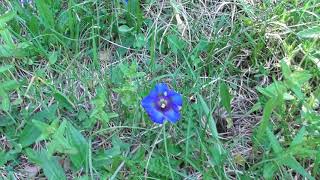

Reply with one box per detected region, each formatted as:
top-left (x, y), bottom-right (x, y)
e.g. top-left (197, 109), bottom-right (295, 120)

top-left (159, 98), bottom-right (167, 109)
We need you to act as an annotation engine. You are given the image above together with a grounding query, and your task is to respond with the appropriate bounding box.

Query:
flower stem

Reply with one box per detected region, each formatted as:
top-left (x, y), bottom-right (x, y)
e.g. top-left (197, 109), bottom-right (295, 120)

top-left (163, 122), bottom-right (175, 180)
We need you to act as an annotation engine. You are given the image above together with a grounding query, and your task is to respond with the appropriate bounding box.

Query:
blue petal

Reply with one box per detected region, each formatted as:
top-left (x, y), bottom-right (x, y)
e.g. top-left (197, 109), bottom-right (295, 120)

top-left (141, 95), bottom-right (156, 108)
top-left (155, 83), bottom-right (169, 94)
top-left (168, 90), bottom-right (182, 106)
top-left (164, 108), bottom-right (180, 123)
top-left (145, 107), bottom-right (165, 124)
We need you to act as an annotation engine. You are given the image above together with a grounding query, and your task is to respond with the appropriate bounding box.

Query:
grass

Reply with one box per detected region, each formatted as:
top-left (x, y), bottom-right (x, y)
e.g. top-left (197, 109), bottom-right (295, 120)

top-left (0, 0), bottom-right (319, 179)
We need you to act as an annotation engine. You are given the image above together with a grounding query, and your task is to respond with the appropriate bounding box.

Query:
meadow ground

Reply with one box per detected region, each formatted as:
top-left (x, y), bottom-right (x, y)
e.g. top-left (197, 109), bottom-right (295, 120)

top-left (0, 0), bottom-right (319, 179)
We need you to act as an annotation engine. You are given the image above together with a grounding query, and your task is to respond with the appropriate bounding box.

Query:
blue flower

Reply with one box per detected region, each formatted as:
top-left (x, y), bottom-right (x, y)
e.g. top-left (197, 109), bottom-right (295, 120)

top-left (141, 83), bottom-right (183, 124)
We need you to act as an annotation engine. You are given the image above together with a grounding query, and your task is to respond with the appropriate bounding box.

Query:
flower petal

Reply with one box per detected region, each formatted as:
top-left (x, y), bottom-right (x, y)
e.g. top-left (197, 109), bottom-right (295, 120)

top-left (145, 107), bottom-right (165, 124)
top-left (155, 83), bottom-right (169, 94)
top-left (141, 95), bottom-right (156, 108)
top-left (168, 90), bottom-right (183, 106)
top-left (164, 108), bottom-right (180, 123)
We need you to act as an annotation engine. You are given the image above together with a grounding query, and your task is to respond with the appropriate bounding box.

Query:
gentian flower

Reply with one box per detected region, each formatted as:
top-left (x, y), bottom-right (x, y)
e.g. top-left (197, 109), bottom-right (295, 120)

top-left (141, 83), bottom-right (182, 124)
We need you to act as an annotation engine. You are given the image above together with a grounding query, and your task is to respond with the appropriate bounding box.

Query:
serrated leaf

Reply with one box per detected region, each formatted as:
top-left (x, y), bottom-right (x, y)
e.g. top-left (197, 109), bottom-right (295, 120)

top-left (25, 149), bottom-right (66, 180)
top-left (297, 26), bottom-right (320, 39)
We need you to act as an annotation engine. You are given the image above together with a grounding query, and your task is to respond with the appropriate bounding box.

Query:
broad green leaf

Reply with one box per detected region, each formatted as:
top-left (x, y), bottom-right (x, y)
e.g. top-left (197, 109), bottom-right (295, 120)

top-left (266, 128), bottom-right (283, 154)
top-left (0, 28), bottom-right (14, 48)
top-left (219, 82), bottom-right (232, 114)
top-left (313, 153), bottom-right (320, 176)
top-left (0, 115), bottom-right (15, 126)
top-left (191, 40), bottom-right (209, 56)
top-left (263, 162), bottom-right (279, 180)
top-left (280, 59), bottom-right (292, 79)
top-left (65, 122), bottom-right (89, 170)
top-left (32, 118), bottom-right (59, 141)
top-left (0, 89), bottom-right (10, 111)
top-left (297, 26), bottom-right (320, 39)
top-left (290, 126), bottom-right (306, 147)
top-left (126, 0), bottom-right (143, 32)
top-left (19, 105), bottom-right (58, 147)
top-left (93, 146), bottom-right (121, 168)
top-left (47, 120), bottom-right (76, 155)
top-left (35, 0), bottom-right (55, 28)
top-left (209, 143), bottom-right (227, 165)
top-left (48, 51), bottom-right (58, 65)
top-left (0, 65), bottom-right (13, 73)
top-left (167, 34), bottom-right (186, 54)
top-left (26, 149), bottom-right (66, 180)
top-left (0, 148), bottom-right (20, 167)
top-left (253, 98), bottom-right (278, 148)
top-left (0, 11), bottom-right (16, 26)
top-left (284, 70), bottom-right (311, 100)
top-left (0, 151), bottom-right (6, 166)
top-left (112, 135), bottom-right (130, 151)
top-left (246, 102), bottom-right (262, 115)
top-left (289, 71), bottom-right (312, 86)
top-left (0, 43), bottom-right (35, 58)
top-left (53, 91), bottom-right (74, 110)
top-left (1, 80), bottom-right (19, 91)
top-left (133, 33), bottom-right (146, 49)
top-left (118, 25), bottom-right (133, 34)
top-left (257, 81), bottom-right (287, 99)
top-left (197, 94), bottom-right (219, 140)
top-left (284, 157), bottom-right (315, 180)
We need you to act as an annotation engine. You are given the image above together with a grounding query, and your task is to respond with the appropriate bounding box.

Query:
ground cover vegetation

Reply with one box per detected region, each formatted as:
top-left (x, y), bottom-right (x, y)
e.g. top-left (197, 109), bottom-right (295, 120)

top-left (0, 0), bottom-right (319, 179)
